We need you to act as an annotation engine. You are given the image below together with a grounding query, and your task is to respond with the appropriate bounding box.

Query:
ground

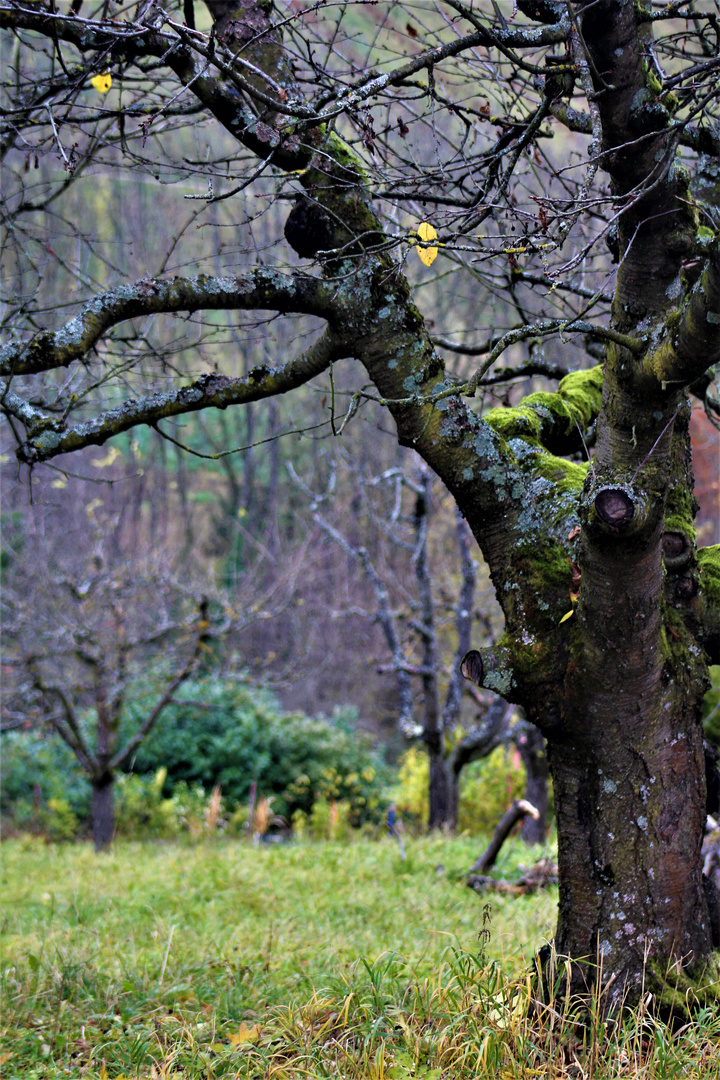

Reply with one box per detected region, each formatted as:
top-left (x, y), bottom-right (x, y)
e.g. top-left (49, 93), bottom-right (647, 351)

top-left (1, 836), bottom-right (719, 1078)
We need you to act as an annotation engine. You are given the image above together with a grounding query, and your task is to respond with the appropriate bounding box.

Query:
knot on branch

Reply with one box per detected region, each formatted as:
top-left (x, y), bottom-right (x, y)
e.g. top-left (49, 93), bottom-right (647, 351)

top-left (284, 197), bottom-right (335, 259)
top-left (461, 649), bottom-right (484, 686)
top-left (593, 486), bottom-right (635, 530)
top-left (662, 530), bottom-right (693, 571)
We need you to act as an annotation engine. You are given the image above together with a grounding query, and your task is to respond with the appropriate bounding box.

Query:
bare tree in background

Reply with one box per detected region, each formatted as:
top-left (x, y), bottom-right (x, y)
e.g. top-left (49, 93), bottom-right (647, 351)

top-left (2, 528), bottom-right (210, 849)
top-left (295, 450), bottom-right (546, 834)
top-left (0, 491), bottom-right (304, 848)
top-left (3, 0), bottom-right (720, 1004)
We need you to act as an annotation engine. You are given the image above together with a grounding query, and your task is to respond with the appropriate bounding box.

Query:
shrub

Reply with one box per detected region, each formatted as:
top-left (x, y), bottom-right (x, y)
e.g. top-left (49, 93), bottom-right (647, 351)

top-left (392, 743), bottom-right (525, 834)
top-left (457, 747), bottom-right (525, 834)
top-left (1, 678), bottom-right (389, 837)
top-left (115, 769), bottom-right (183, 839)
top-left (0, 730), bottom-right (90, 831)
top-left (39, 798), bottom-right (79, 842)
top-left (120, 677), bottom-right (390, 824)
top-left (114, 771), bottom-right (229, 840)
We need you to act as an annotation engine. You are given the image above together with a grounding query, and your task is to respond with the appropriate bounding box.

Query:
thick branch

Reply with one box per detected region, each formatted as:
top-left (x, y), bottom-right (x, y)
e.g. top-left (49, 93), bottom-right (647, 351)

top-left (10, 330), bottom-right (342, 464)
top-left (0, 269), bottom-right (332, 377)
top-left (642, 242), bottom-right (720, 390)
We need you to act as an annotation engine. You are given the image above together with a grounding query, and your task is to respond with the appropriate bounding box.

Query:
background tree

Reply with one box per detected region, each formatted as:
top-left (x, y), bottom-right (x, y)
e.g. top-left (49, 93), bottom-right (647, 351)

top-left (293, 448), bottom-right (547, 836)
top-left (2, 0), bottom-right (720, 1005)
top-left (0, 495), bottom-right (300, 848)
top-left (1, 521), bottom-right (214, 849)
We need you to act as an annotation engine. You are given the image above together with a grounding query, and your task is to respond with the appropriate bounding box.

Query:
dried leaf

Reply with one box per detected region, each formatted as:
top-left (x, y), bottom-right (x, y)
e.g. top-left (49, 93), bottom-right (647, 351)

top-left (91, 72), bottom-right (112, 94)
top-left (416, 221), bottom-right (438, 266)
top-left (569, 560), bottom-right (582, 590)
top-left (229, 1022), bottom-right (260, 1046)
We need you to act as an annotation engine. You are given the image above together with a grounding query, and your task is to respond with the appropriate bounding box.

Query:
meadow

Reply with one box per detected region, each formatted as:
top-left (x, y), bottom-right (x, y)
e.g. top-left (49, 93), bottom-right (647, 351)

top-left (2, 835), bottom-right (720, 1079)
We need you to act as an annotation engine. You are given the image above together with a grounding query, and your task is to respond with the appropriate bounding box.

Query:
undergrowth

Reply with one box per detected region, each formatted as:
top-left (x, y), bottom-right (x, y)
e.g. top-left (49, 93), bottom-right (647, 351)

top-left (1, 836), bottom-right (719, 1078)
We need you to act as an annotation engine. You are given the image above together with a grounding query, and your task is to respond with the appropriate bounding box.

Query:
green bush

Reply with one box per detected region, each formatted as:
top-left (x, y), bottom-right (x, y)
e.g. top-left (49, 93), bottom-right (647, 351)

top-left (1, 678), bottom-right (389, 837)
top-left (115, 768), bottom-right (182, 839)
top-left (121, 677), bottom-right (390, 824)
top-left (392, 743), bottom-right (525, 834)
top-left (114, 769), bottom-right (225, 840)
top-left (458, 747), bottom-right (525, 834)
top-left (0, 730), bottom-right (90, 830)
top-left (39, 797), bottom-right (79, 842)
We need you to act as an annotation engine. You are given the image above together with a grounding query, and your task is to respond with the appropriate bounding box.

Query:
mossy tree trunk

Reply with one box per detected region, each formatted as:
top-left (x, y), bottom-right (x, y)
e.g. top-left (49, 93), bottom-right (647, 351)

top-left (4, 0), bottom-right (720, 1005)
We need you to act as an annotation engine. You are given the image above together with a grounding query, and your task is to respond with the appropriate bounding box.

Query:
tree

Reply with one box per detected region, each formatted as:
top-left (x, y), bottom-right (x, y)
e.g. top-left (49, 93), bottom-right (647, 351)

top-left (1, 525), bottom-right (212, 850)
top-left (2, 0), bottom-right (720, 1005)
top-left (294, 449), bottom-right (547, 836)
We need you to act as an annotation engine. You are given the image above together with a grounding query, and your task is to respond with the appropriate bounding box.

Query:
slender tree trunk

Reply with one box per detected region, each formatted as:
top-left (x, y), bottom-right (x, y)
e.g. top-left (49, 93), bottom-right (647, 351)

top-left (91, 772), bottom-right (115, 852)
top-left (427, 740), bottom-right (450, 831)
top-left (515, 722), bottom-right (549, 844)
top-left (413, 469), bottom-right (450, 830)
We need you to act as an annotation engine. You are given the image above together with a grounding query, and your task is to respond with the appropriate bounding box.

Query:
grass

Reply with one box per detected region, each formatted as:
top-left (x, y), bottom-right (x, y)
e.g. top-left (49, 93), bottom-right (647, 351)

top-left (1, 834), bottom-right (719, 1079)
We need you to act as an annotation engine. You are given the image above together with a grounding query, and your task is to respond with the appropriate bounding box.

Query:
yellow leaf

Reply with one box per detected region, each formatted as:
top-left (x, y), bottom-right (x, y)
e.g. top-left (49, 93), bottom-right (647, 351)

top-left (92, 446), bottom-right (120, 468)
top-left (229, 1022), bottom-right (260, 1045)
top-left (416, 221), bottom-right (438, 266)
top-left (91, 72), bottom-right (112, 94)
top-left (559, 610), bottom-right (574, 624)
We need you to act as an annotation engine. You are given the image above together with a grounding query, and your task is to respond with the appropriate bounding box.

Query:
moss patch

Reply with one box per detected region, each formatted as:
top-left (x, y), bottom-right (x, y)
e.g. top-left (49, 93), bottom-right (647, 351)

top-left (648, 952), bottom-right (720, 1019)
top-left (484, 366), bottom-right (603, 454)
top-left (698, 545), bottom-right (720, 608)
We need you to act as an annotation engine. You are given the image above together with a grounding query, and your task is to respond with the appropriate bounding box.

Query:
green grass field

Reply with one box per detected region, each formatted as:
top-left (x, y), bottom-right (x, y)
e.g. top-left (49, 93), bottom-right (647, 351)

top-left (2, 835), bottom-right (720, 1079)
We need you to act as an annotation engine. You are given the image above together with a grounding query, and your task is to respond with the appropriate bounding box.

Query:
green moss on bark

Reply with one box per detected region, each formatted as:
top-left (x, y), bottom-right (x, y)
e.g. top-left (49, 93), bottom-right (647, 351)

top-left (698, 546), bottom-right (720, 607)
top-left (484, 366), bottom-right (603, 452)
top-left (648, 953), bottom-right (720, 1018)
